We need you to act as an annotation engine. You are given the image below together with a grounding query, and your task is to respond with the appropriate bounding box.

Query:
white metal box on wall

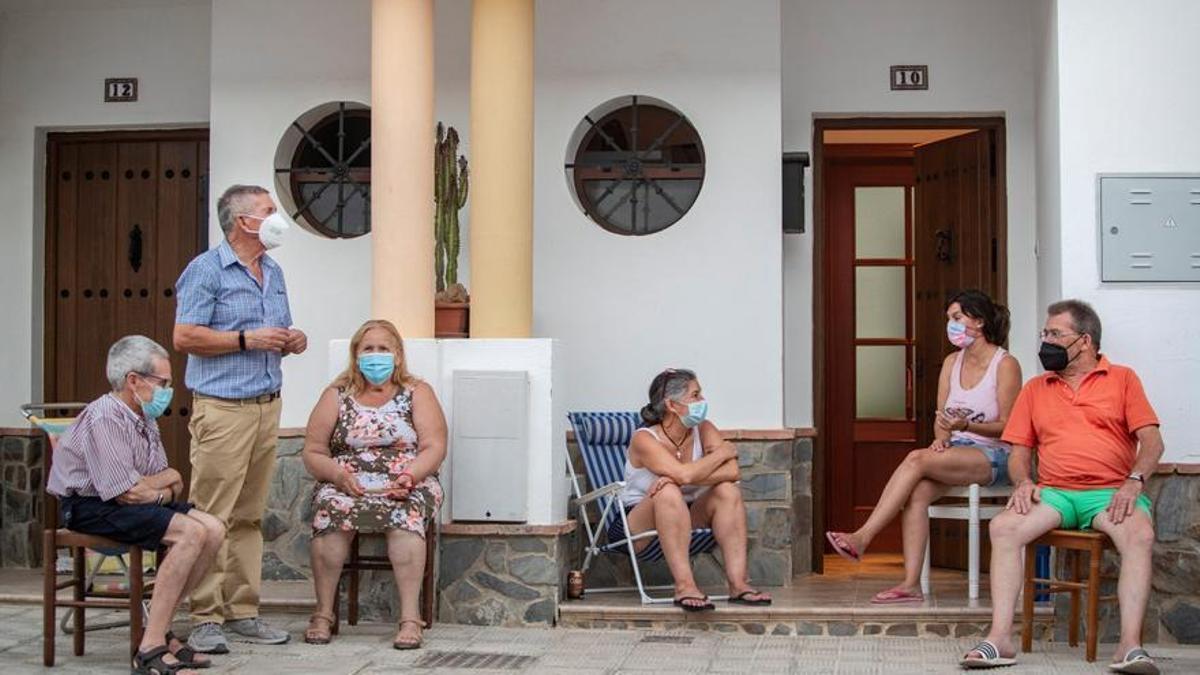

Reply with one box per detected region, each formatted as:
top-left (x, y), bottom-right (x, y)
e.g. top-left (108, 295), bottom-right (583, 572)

top-left (448, 370), bottom-right (530, 522)
top-left (1099, 174), bottom-right (1200, 282)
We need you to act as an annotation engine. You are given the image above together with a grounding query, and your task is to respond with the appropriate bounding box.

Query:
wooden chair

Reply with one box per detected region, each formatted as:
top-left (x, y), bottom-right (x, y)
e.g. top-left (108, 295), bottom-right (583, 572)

top-left (331, 522), bottom-right (437, 635)
top-left (1021, 529), bottom-right (1117, 662)
top-left (28, 403), bottom-right (154, 667)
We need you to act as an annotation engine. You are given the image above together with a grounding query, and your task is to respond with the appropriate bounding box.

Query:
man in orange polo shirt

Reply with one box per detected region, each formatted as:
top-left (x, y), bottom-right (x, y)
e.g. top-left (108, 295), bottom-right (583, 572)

top-left (961, 300), bottom-right (1164, 674)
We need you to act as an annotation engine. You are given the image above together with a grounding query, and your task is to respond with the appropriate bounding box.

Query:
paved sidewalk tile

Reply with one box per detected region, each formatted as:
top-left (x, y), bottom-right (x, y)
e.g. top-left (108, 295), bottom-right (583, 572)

top-left (2, 609), bottom-right (1198, 673)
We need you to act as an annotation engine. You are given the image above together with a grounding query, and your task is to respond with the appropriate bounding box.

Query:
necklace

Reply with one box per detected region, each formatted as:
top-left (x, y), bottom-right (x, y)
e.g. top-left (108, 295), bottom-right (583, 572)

top-left (663, 425), bottom-right (689, 460)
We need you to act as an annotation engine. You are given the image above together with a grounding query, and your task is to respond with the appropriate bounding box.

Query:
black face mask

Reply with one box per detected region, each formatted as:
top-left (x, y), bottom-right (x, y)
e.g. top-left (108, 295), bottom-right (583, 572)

top-left (1038, 335), bottom-right (1083, 372)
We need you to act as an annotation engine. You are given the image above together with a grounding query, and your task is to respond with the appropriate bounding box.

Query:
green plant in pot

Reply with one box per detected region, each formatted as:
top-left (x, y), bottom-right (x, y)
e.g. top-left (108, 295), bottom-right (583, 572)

top-left (434, 122), bottom-right (470, 336)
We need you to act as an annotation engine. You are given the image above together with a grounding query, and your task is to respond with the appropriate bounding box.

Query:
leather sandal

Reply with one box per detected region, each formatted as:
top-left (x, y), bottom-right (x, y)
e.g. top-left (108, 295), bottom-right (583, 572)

top-left (304, 612), bottom-right (336, 645)
top-left (393, 618), bottom-right (425, 650)
top-left (132, 645), bottom-right (189, 674)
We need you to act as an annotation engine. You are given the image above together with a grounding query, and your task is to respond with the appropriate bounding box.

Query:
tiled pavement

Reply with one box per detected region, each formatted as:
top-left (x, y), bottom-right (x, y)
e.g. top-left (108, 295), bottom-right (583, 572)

top-left (1, 605), bottom-right (1197, 674)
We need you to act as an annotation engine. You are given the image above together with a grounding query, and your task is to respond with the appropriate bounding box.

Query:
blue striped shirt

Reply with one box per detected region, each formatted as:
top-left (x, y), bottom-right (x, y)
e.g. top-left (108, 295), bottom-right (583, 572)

top-left (174, 239), bottom-right (293, 398)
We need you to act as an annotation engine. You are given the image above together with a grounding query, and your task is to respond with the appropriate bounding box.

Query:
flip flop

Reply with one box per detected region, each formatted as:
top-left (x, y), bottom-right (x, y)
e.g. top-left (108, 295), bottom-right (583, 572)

top-left (672, 596), bottom-right (715, 612)
top-left (870, 587), bottom-right (924, 605)
top-left (825, 531), bottom-right (861, 562)
top-left (959, 640), bottom-right (1016, 669)
top-left (728, 590), bottom-right (772, 606)
top-left (1108, 647), bottom-right (1159, 675)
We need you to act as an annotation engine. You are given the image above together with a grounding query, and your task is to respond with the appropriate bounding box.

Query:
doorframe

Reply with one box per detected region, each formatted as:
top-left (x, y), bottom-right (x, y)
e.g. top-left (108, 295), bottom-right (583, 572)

top-left (43, 127), bottom-right (209, 404)
top-left (810, 116), bottom-right (1007, 574)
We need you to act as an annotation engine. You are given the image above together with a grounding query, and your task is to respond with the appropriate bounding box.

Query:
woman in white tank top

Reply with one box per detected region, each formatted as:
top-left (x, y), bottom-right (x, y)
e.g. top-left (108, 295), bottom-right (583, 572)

top-left (825, 291), bottom-right (1023, 605)
top-left (616, 369), bottom-right (772, 610)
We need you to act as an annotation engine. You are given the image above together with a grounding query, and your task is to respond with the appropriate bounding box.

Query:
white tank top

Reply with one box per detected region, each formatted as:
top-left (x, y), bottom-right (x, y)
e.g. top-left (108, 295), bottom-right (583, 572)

top-left (620, 426), bottom-right (707, 507)
top-left (944, 346), bottom-right (1010, 449)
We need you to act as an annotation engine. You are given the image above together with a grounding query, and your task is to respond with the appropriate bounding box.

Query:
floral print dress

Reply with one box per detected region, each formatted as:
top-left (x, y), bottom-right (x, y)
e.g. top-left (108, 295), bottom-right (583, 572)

top-left (310, 387), bottom-right (443, 538)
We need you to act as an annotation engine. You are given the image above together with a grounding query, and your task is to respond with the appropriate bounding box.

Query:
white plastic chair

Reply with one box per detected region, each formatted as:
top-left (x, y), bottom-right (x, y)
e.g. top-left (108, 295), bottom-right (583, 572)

top-left (920, 483), bottom-right (1012, 600)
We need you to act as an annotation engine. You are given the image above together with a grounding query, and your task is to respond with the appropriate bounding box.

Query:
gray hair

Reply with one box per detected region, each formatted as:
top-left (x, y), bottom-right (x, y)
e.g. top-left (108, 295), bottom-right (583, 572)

top-left (106, 335), bottom-right (169, 391)
top-left (216, 184), bottom-right (269, 234)
top-left (640, 368), bottom-right (698, 426)
top-left (1047, 299), bottom-right (1102, 350)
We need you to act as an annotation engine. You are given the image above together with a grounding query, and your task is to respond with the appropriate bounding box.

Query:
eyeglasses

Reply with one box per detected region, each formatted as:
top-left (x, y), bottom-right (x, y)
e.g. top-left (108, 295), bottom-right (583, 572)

top-left (1038, 329), bottom-right (1081, 341)
top-left (137, 372), bottom-right (172, 388)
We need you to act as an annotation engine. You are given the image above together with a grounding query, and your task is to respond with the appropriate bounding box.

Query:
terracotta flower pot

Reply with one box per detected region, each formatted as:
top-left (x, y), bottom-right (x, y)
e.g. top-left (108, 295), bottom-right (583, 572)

top-left (435, 302), bottom-right (469, 338)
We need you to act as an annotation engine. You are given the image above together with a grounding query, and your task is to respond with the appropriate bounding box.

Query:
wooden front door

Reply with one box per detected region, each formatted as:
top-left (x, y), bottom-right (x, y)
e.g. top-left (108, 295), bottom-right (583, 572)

top-left (45, 130), bottom-right (209, 490)
top-left (824, 151), bottom-right (917, 552)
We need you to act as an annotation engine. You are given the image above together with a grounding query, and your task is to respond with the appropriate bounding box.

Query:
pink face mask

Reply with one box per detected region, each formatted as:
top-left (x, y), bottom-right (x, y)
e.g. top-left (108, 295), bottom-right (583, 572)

top-left (946, 320), bottom-right (976, 348)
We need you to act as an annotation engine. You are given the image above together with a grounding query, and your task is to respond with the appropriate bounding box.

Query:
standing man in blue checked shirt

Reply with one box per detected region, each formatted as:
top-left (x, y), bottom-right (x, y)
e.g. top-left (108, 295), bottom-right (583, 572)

top-left (174, 184), bottom-right (307, 653)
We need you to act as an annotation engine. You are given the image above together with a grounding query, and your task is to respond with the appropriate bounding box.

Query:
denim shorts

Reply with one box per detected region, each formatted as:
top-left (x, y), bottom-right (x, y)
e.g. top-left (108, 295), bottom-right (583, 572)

top-left (948, 438), bottom-right (1010, 486)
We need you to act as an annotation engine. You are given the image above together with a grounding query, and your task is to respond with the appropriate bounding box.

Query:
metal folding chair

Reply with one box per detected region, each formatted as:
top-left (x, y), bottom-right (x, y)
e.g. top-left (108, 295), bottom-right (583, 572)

top-left (566, 411), bottom-right (724, 604)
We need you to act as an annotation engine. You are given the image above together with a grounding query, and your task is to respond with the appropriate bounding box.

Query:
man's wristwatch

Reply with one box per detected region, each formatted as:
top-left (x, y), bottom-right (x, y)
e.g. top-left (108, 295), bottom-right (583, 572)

top-left (1126, 472), bottom-right (1145, 484)
top-left (238, 329), bottom-right (247, 351)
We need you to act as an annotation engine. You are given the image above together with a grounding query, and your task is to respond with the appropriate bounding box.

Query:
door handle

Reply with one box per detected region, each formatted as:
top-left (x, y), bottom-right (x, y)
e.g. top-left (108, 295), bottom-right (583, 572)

top-left (128, 224), bottom-right (143, 273)
top-left (935, 228), bottom-right (953, 263)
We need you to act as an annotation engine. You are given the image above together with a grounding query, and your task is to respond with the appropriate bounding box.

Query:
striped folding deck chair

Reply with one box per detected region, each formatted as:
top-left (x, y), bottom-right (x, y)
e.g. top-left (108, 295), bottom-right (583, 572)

top-left (566, 411), bottom-right (722, 604)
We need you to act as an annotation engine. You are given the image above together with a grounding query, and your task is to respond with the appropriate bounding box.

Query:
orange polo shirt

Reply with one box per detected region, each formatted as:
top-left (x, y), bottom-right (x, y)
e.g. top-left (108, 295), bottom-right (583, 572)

top-left (1001, 356), bottom-right (1159, 490)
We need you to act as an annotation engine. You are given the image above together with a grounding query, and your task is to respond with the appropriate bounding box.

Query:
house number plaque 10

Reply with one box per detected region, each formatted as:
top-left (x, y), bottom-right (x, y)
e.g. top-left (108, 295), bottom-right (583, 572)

top-left (890, 65), bottom-right (928, 91)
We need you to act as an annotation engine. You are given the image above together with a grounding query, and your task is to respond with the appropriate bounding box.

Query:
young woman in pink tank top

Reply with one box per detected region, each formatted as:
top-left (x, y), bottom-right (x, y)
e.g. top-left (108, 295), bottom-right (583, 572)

top-left (825, 290), bottom-right (1022, 604)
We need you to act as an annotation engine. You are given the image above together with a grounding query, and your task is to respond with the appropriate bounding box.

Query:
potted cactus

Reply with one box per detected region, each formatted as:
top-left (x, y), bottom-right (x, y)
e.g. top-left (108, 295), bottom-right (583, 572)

top-left (434, 122), bottom-right (470, 337)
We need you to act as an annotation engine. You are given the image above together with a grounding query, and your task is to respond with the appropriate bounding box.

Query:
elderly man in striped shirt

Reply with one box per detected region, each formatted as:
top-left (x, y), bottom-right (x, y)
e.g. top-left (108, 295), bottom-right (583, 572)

top-left (47, 335), bottom-right (226, 673)
top-left (174, 184), bottom-right (307, 653)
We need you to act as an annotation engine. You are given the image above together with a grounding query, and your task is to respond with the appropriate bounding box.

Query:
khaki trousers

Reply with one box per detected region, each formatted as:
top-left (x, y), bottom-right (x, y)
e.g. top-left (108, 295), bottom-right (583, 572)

top-left (187, 394), bottom-right (281, 624)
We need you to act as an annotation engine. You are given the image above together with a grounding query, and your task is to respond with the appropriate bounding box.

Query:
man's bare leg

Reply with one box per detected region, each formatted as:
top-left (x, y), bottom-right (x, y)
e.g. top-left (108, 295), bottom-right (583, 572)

top-left (965, 504), bottom-right (1060, 660)
top-left (1091, 509), bottom-right (1155, 664)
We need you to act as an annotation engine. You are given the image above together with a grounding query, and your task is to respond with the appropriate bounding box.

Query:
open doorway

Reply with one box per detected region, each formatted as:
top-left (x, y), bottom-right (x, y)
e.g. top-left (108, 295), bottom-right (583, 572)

top-left (811, 118), bottom-right (1007, 573)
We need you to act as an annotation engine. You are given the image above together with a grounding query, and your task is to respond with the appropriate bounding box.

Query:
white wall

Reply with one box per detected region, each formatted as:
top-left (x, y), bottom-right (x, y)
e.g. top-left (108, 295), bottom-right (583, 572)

top-left (0, 0), bottom-right (211, 425)
top-left (781, 0), bottom-right (1042, 427)
top-left (1034, 0), bottom-right (1062, 312)
top-left (534, 0), bottom-right (784, 428)
top-left (1054, 0), bottom-right (1200, 462)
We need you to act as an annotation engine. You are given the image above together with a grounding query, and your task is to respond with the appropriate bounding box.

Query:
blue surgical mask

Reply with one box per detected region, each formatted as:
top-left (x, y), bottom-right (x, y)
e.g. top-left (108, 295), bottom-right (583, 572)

top-left (357, 352), bottom-right (396, 385)
top-left (135, 383), bottom-right (174, 419)
top-left (677, 400), bottom-right (708, 428)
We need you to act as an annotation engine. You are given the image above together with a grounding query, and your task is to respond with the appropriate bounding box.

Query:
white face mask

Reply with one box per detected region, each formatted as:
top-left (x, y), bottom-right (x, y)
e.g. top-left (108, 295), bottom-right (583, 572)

top-left (240, 212), bottom-right (290, 250)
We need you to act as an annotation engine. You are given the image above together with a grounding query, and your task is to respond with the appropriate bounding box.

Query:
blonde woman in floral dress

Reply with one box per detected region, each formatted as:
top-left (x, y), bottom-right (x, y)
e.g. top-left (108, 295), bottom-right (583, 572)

top-left (301, 320), bottom-right (446, 649)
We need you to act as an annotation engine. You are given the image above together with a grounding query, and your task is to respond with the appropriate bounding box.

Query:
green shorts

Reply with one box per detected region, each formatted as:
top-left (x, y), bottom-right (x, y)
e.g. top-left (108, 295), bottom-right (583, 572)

top-left (1040, 486), bottom-right (1152, 530)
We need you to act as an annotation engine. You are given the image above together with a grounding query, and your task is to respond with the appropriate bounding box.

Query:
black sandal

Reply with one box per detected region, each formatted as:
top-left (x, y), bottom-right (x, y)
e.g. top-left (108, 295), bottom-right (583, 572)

top-left (166, 631), bottom-right (210, 668)
top-left (672, 596), bottom-right (715, 612)
top-left (728, 590), bottom-right (772, 606)
top-left (132, 645), bottom-right (186, 674)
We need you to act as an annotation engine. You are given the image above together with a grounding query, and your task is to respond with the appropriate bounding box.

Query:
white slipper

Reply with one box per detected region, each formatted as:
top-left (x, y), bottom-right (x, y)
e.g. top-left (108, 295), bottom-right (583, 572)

top-left (1108, 647), bottom-right (1159, 675)
top-left (959, 640), bottom-right (1017, 669)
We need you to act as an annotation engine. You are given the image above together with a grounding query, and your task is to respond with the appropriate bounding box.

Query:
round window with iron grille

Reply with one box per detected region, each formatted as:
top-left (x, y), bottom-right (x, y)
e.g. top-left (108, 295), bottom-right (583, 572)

top-left (274, 101), bottom-right (372, 239)
top-left (565, 96), bottom-right (705, 236)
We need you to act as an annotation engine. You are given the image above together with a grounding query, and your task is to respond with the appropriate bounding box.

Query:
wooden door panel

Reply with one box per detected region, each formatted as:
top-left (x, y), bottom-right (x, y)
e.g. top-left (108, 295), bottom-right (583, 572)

top-left (51, 144), bottom-right (80, 402)
top-left (115, 142), bottom-right (158, 342)
top-left (155, 140), bottom-right (203, 477)
top-left (74, 143), bottom-right (120, 403)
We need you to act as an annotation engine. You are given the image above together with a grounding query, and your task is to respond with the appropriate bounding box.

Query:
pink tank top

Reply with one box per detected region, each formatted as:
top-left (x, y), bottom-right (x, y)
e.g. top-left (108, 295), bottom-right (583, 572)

top-left (944, 347), bottom-right (1010, 449)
